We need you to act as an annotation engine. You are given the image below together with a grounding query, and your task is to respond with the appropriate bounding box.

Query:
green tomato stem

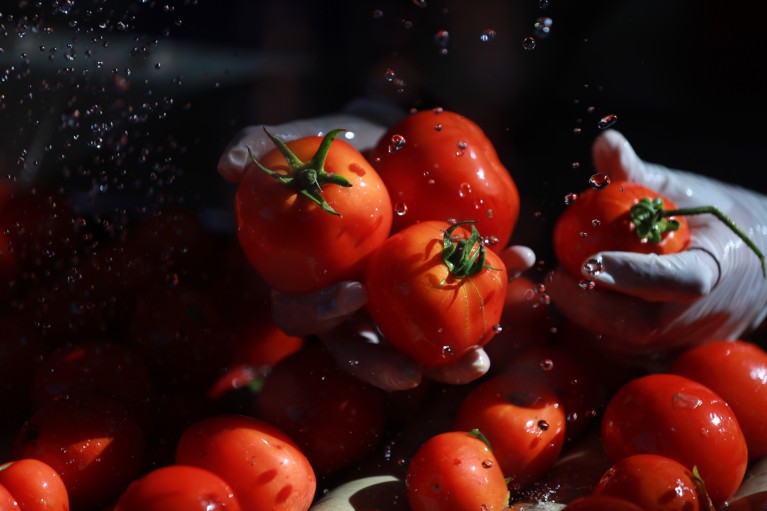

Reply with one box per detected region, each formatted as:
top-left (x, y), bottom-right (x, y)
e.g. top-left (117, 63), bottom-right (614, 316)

top-left (247, 128), bottom-right (351, 216)
top-left (441, 221), bottom-right (497, 278)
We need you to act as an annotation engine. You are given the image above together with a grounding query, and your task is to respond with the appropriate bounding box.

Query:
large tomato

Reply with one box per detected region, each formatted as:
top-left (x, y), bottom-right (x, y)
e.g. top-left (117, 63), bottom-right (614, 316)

top-left (0, 458), bottom-right (69, 511)
top-left (236, 129), bottom-right (392, 293)
top-left (364, 220), bottom-right (507, 367)
top-left (600, 373), bottom-right (747, 508)
top-left (406, 430), bottom-right (509, 511)
top-left (671, 339), bottom-right (767, 459)
top-left (371, 109), bottom-right (519, 252)
top-left (175, 414), bottom-right (316, 511)
top-left (553, 181), bottom-right (690, 279)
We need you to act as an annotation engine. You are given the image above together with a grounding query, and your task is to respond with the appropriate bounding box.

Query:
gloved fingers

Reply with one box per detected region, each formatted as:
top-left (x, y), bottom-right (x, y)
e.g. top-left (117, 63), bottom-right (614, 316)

top-left (500, 245), bottom-right (537, 278)
top-left (320, 316), bottom-right (422, 392)
top-left (271, 281), bottom-right (367, 337)
top-left (585, 249), bottom-right (720, 302)
top-left (422, 347), bottom-right (491, 385)
top-left (217, 115), bottom-right (388, 184)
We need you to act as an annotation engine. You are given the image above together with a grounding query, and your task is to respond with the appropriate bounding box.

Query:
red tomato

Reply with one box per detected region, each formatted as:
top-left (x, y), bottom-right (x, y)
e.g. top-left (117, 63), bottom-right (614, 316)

top-left (453, 372), bottom-right (566, 493)
top-left (562, 495), bottom-right (646, 511)
top-left (553, 181), bottom-right (690, 280)
top-left (371, 109), bottom-right (520, 252)
top-left (175, 414), bottom-right (316, 511)
top-left (235, 130), bottom-right (392, 294)
top-left (406, 430), bottom-right (509, 511)
top-left (114, 465), bottom-right (241, 511)
top-left (0, 458), bottom-right (69, 511)
top-left (601, 373), bottom-right (747, 508)
top-left (671, 339), bottom-right (767, 460)
top-left (592, 454), bottom-right (706, 511)
top-left (0, 485), bottom-right (19, 510)
top-left (365, 220), bottom-right (508, 367)
top-left (257, 343), bottom-right (387, 476)
top-left (11, 396), bottom-right (145, 511)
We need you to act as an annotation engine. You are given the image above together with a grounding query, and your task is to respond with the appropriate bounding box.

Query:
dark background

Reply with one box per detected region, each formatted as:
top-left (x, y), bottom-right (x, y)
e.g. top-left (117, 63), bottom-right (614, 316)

top-left (1, 0), bottom-right (765, 254)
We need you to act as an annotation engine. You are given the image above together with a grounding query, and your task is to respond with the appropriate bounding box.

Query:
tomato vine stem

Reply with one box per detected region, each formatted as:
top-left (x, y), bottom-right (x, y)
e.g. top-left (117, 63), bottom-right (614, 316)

top-left (630, 197), bottom-right (766, 278)
top-left (247, 128), bottom-right (352, 216)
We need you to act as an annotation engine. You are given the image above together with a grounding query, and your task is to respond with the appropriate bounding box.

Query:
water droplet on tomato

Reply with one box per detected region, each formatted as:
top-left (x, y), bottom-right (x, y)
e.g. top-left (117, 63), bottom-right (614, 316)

top-left (588, 173), bottom-right (611, 190)
top-left (583, 258), bottom-right (604, 276)
top-left (434, 123), bottom-right (442, 131)
top-left (537, 419), bottom-right (550, 431)
top-left (486, 208), bottom-right (494, 219)
top-left (522, 36), bottom-right (537, 50)
top-left (394, 202), bottom-right (408, 216)
top-left (564, 192), bottom-right (578, 205)
top-left (492, 324), bottom-right (503, 334)
top-left (458, 182), bottom-right (472, 197)
top-left (433, 107), bottom-right (444, 114)
top-left (598, 114), bottom-right (618, 129)
top-left (672, 392), bottom-right (703, 410)
top-left (441, 345), bottom-right (454, 358)
top-left (388, 134), bottom-right (406, 153)
top-left (480, 29), bottom-right (497, 42)
top-left (533, 17), bottom-right (553, 37)
top-left (481, 459), bottom-right (494, 469)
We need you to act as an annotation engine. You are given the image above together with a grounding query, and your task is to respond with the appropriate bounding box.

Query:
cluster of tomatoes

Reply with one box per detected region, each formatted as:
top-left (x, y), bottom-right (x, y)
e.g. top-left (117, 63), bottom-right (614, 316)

top-left (0, 109), bottom-right (765, 511)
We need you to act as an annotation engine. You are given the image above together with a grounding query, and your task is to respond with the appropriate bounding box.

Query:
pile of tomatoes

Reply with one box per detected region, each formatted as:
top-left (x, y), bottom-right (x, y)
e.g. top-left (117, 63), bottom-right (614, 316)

top-left (0, 109), bottom-right (766, 511)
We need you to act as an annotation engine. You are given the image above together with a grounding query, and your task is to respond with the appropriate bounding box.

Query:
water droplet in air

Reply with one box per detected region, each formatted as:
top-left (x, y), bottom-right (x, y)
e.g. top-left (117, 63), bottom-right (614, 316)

top-left (480, 29), bottom-right (497, 42)
top-left (538, 420), bottom-right (550, 431)
top-left (588, 173), bottom-right (611, 190)
top-left (598, 114), bottom-right (618, 129)
top-left (583, 258), bottom-right (604, 276)
top-left (571, 162), bottom-right (581, 169)
top-left (564, 193), bottom-right (578, 205)
top-left (672, 393), bottom-right (703, 410)
top-left (573, 127), bottom-right (583, 134)
top-left (372, 9), bottom-right (384, 18)
top-left (533, 17), bottom-right (553, 37)
top-left (394, 202), bottom-right (408, 216)
top-left (458, 182), bottom-right (472, 197)
top-left (154, 62), bottom-right (162, 70)
top-left (433, 106), bottom-right (444, 114)
top-left (388, 134), bottom-right (406, 153)
top-left (413, 0), bottom-right (427, 7)
top-left (540, 358), bottom-right (554, 371)
top-left (492, 324), bottom-right (503, 334)
top-left (578, 280), bottom-right (596, 290)
top-left (434, 30), bottom-right (450, 49)
top-left (384, 68), bottom-right (396, 82)
top-left (591, 218), bottom-right (601, 227)
top-left (522, 36), bottom-right (537, 50)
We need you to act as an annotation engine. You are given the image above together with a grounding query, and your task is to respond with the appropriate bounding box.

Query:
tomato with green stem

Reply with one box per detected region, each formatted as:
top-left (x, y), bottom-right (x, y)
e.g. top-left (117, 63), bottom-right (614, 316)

top-left (364, 220), bottom-right (508, 368)
top-left (236, 129), bottom-right (392, 294)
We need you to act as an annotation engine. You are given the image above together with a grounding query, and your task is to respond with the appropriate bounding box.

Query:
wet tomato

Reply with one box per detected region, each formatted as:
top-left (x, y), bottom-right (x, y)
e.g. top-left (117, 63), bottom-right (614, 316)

top-left (553, 181), bottom-right (690, 280)
top-left (601, 373), bottom-right (747, 508)
top-left (364, 220), bottom-right (507, 367)
top-left (371, 109), bottom-right (520, 252)
top-left (406, 430), bottom-right (509, 511)
top-left (236, 129), bottom-right (392, 294)
top-left (114, 465), bottom-right (241, 511)
top-left (562, 495), bottom-right (646, 511)
top-left (175, 414), bottom-right (316, 511)
top-left (671, 339), bottom-right (767, 459)
top-left (0, 458), bottom-right (69, 511)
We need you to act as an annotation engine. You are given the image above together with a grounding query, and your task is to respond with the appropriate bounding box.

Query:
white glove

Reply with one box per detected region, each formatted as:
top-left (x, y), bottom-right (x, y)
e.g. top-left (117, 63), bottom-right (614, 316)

top-left (547, 130), bottom-right (767, 355)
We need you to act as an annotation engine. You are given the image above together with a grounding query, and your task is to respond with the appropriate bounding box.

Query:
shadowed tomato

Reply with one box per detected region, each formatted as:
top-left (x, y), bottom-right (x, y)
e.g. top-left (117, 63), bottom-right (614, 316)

top-left (371, 109), bottom-right (520, 252)
top-left (365, 220), bottom-right (507, 367)
top-left (553, 181), bottom-right (690, 280)
top-left (236, 130), bottom-right (392, 294)
top-left (176, 414), bottom-right (316, 511)
top-left (601, 373), bottom-right (747, 508)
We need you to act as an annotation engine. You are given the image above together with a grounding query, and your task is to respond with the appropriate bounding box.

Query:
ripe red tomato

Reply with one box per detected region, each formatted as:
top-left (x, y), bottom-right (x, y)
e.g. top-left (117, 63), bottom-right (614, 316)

top-left (235, 130), bottom-right (392, 294)
top-left (11, 396), bottom-right (145, 511)
top-left (671, 339), bottom-right (767, 460)
top-left (257, 343), bottom-right (387, 476)
top-left (371, 109), bottom-right (520, 252)
top-left (553, 181), bottom-right (690, 279)
top-left (114, 465), bottom-right (241, 511)
top-left (175, 414), bottom-right (316, 511)
top-left (0, 458), bottom-right (69, 511)
top-left (0, 485), bottom-right (19, 510)
top-left (592, 454), bottom-right (706, 511)
top-left (601, 373), bottom-right (747, 508)
top-left (365, 220), bottom-right (508, 367)
top-left (406, 430), bottom-right (509, 511)
top-left (562, 495), bottom-right (645, 511)
top-left (453, 372), bottom-right (566, 493)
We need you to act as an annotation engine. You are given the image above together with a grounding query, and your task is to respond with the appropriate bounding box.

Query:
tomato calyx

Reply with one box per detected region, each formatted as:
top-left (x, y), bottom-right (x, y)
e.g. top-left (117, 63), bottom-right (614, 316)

top-left (247, 128), bottom-right (352, 216)
top-left (442, 221), bottom-right (498, 279)
top-left (630, 197), bottom-right (766, 277)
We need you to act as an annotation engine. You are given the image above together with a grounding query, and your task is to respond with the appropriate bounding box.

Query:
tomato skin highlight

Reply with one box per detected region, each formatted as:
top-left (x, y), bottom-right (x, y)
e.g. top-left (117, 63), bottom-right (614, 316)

top-left (406, 431), bottom-right (509, 511)
top-left (364, 220), bottom-right (508, 367)
top-left (0, 458), bottom-right (69, 511)
top-left (371, 109), bottom-right (520, 252)
top-left (600, 373), bottom-right (747, 508)
top-left (553, 181), bottom-right (690, 279)
top-left (235, 135), bottom-right (392, 294)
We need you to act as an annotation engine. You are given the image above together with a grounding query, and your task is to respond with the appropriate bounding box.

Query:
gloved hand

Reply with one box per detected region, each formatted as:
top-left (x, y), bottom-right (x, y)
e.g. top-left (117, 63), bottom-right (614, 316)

top-left (547, 129), bottom-right (767, 356)
top-left (217, 102), bottom-right (536, 391)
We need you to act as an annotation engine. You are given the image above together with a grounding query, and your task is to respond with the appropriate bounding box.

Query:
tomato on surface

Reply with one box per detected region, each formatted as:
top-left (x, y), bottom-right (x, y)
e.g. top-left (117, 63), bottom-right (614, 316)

top-left (365, 220), bottom-right (507, 367)
top-left (235, 129), bottom-right (392, 294)
top-left (553, 181), bottom-right (690, 279)
top-left (175, 414), bottom-right (316, 511)
top-left (601, 373), bottom-right (747, 508)
top-left (671, 340), bottom-right (767, 460)
top-left (592, 454), bottom-right (707, 511)
top-left (114, 465), bottom-right (241, 511)
top-left (371, 109), bottom-right (520, 252)
top-left (0, 459), bottom-right (69, 511)
top-left (406, 430), bottom-right (509, 511)
top-left (11, 396), bottom-right (145, 511)
top-left (453, 371), bottom-right (566, 493)
top-left (257, 343), bottom-right (387, 476)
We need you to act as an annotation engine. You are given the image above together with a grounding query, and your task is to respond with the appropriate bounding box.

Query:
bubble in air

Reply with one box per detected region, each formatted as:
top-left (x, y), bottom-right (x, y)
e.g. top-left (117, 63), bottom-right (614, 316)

top-left (394, 202), bottom-right (408, 216)
top-left (583, 258), bottom-right (604, 276)
top-left (598, 114), bottom-right (618, 129)
top-left (388, 134), bottom-right (406, 153)
top-left (564, 193), bottom-right (578, 205)
top-left (588, 173), bottom-right (611, 190)
top-left (522, 36), bottom-right (537, 50)
top-left (458, 182), bottom-right (472, 197)
top-left (480, 29), bottom-right (497, 43)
